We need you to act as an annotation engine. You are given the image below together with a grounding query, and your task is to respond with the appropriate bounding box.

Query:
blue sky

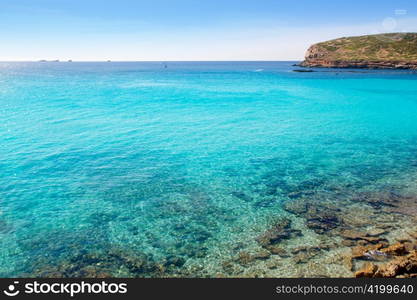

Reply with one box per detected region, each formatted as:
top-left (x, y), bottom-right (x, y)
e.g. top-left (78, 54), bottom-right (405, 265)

top-left (1, 0), bottom-right (417, 61)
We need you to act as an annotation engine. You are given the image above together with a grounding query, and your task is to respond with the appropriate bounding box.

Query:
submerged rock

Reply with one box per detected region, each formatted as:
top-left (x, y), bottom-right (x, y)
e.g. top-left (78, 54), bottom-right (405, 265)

top-left (254, 198), bottom-right (277, 208)
top-left (385, 196), bottom-right (417, 217)
top-left (164, 256), bottom-right (186, 268)
top-left (340, 230), bottom-right (367, 240)
top-left (293, 252), bottom-right (311, 264)
top-left (256, 218), bottom-right (293, 247)
top-left (342, 240), bottom-right (356, 247)
top-left (266, 246), bottom-right (290, 257)
top-left (283, 199), bottom-right (308, 215)
top-left (352, 190), bottom-right (406, 210)
top-left (291, 245), bottom-right (325, 264)
top-left (231, 191), bottom-right (253, 202)
top-left (235, 251), bottom-right (255, 266)
top-left (221, 261), bottom-right (236, 275)
top-left (0, 219), bottom-right (13, 233)
top-left (340, 229), bottom-right (388, 245)
top-left (306, 209), bottom-right (341, 234)
top-left (233, 249), bottom-right (272, 266)
top-left (28, 247), bottom-right (186, 278)
top-left (287, 190), bottom-right (315, 200)
top-left (367, 229), bottom-right (388, 237)
top-left (253, 250), bottom-right (272, 260)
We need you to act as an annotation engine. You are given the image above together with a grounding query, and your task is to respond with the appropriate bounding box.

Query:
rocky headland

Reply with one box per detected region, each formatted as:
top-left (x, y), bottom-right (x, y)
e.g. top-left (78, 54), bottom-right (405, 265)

top-left (300, 33), bottom-right (417, 69)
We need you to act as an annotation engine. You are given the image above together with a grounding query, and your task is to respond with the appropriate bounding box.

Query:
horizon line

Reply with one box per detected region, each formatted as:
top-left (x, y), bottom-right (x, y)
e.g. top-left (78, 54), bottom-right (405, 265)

top-left (0, 59), bottom-right (303, 63)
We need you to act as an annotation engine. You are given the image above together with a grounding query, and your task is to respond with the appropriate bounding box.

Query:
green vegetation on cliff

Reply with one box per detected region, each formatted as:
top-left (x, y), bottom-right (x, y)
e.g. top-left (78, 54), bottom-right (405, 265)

top-left (301, 33), bottom-right (417, 69)
top-left (312, 33), bottom-right (417, 61)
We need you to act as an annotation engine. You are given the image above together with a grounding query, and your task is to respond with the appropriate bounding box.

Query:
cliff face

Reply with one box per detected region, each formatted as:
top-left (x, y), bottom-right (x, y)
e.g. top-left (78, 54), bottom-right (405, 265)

top-left (300, 33), bottom-right (417, 69)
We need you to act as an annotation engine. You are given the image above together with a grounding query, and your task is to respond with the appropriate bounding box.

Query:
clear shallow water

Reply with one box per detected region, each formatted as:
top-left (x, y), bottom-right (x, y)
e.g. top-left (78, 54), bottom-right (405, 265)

top-left (1, 62), bottom-right (417, 277)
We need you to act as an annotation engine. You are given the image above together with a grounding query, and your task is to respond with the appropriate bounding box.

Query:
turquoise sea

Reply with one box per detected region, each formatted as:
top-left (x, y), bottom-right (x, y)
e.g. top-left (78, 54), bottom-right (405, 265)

top-left (1, 61), bottom-right (417, 277)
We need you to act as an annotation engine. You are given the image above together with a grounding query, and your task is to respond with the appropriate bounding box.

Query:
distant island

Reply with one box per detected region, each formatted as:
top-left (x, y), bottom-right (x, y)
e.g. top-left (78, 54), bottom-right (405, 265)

top-left (38, 59), bottom-right (60, 62)
top-left (300, 33), bottom-right (417, 69)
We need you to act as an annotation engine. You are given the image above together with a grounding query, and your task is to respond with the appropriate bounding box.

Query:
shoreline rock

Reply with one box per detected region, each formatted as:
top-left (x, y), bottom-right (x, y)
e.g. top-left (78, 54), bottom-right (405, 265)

top-left (299, 60), bottom-right (417, 70)
top-left (354, 237), bottom-right (417, 278)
